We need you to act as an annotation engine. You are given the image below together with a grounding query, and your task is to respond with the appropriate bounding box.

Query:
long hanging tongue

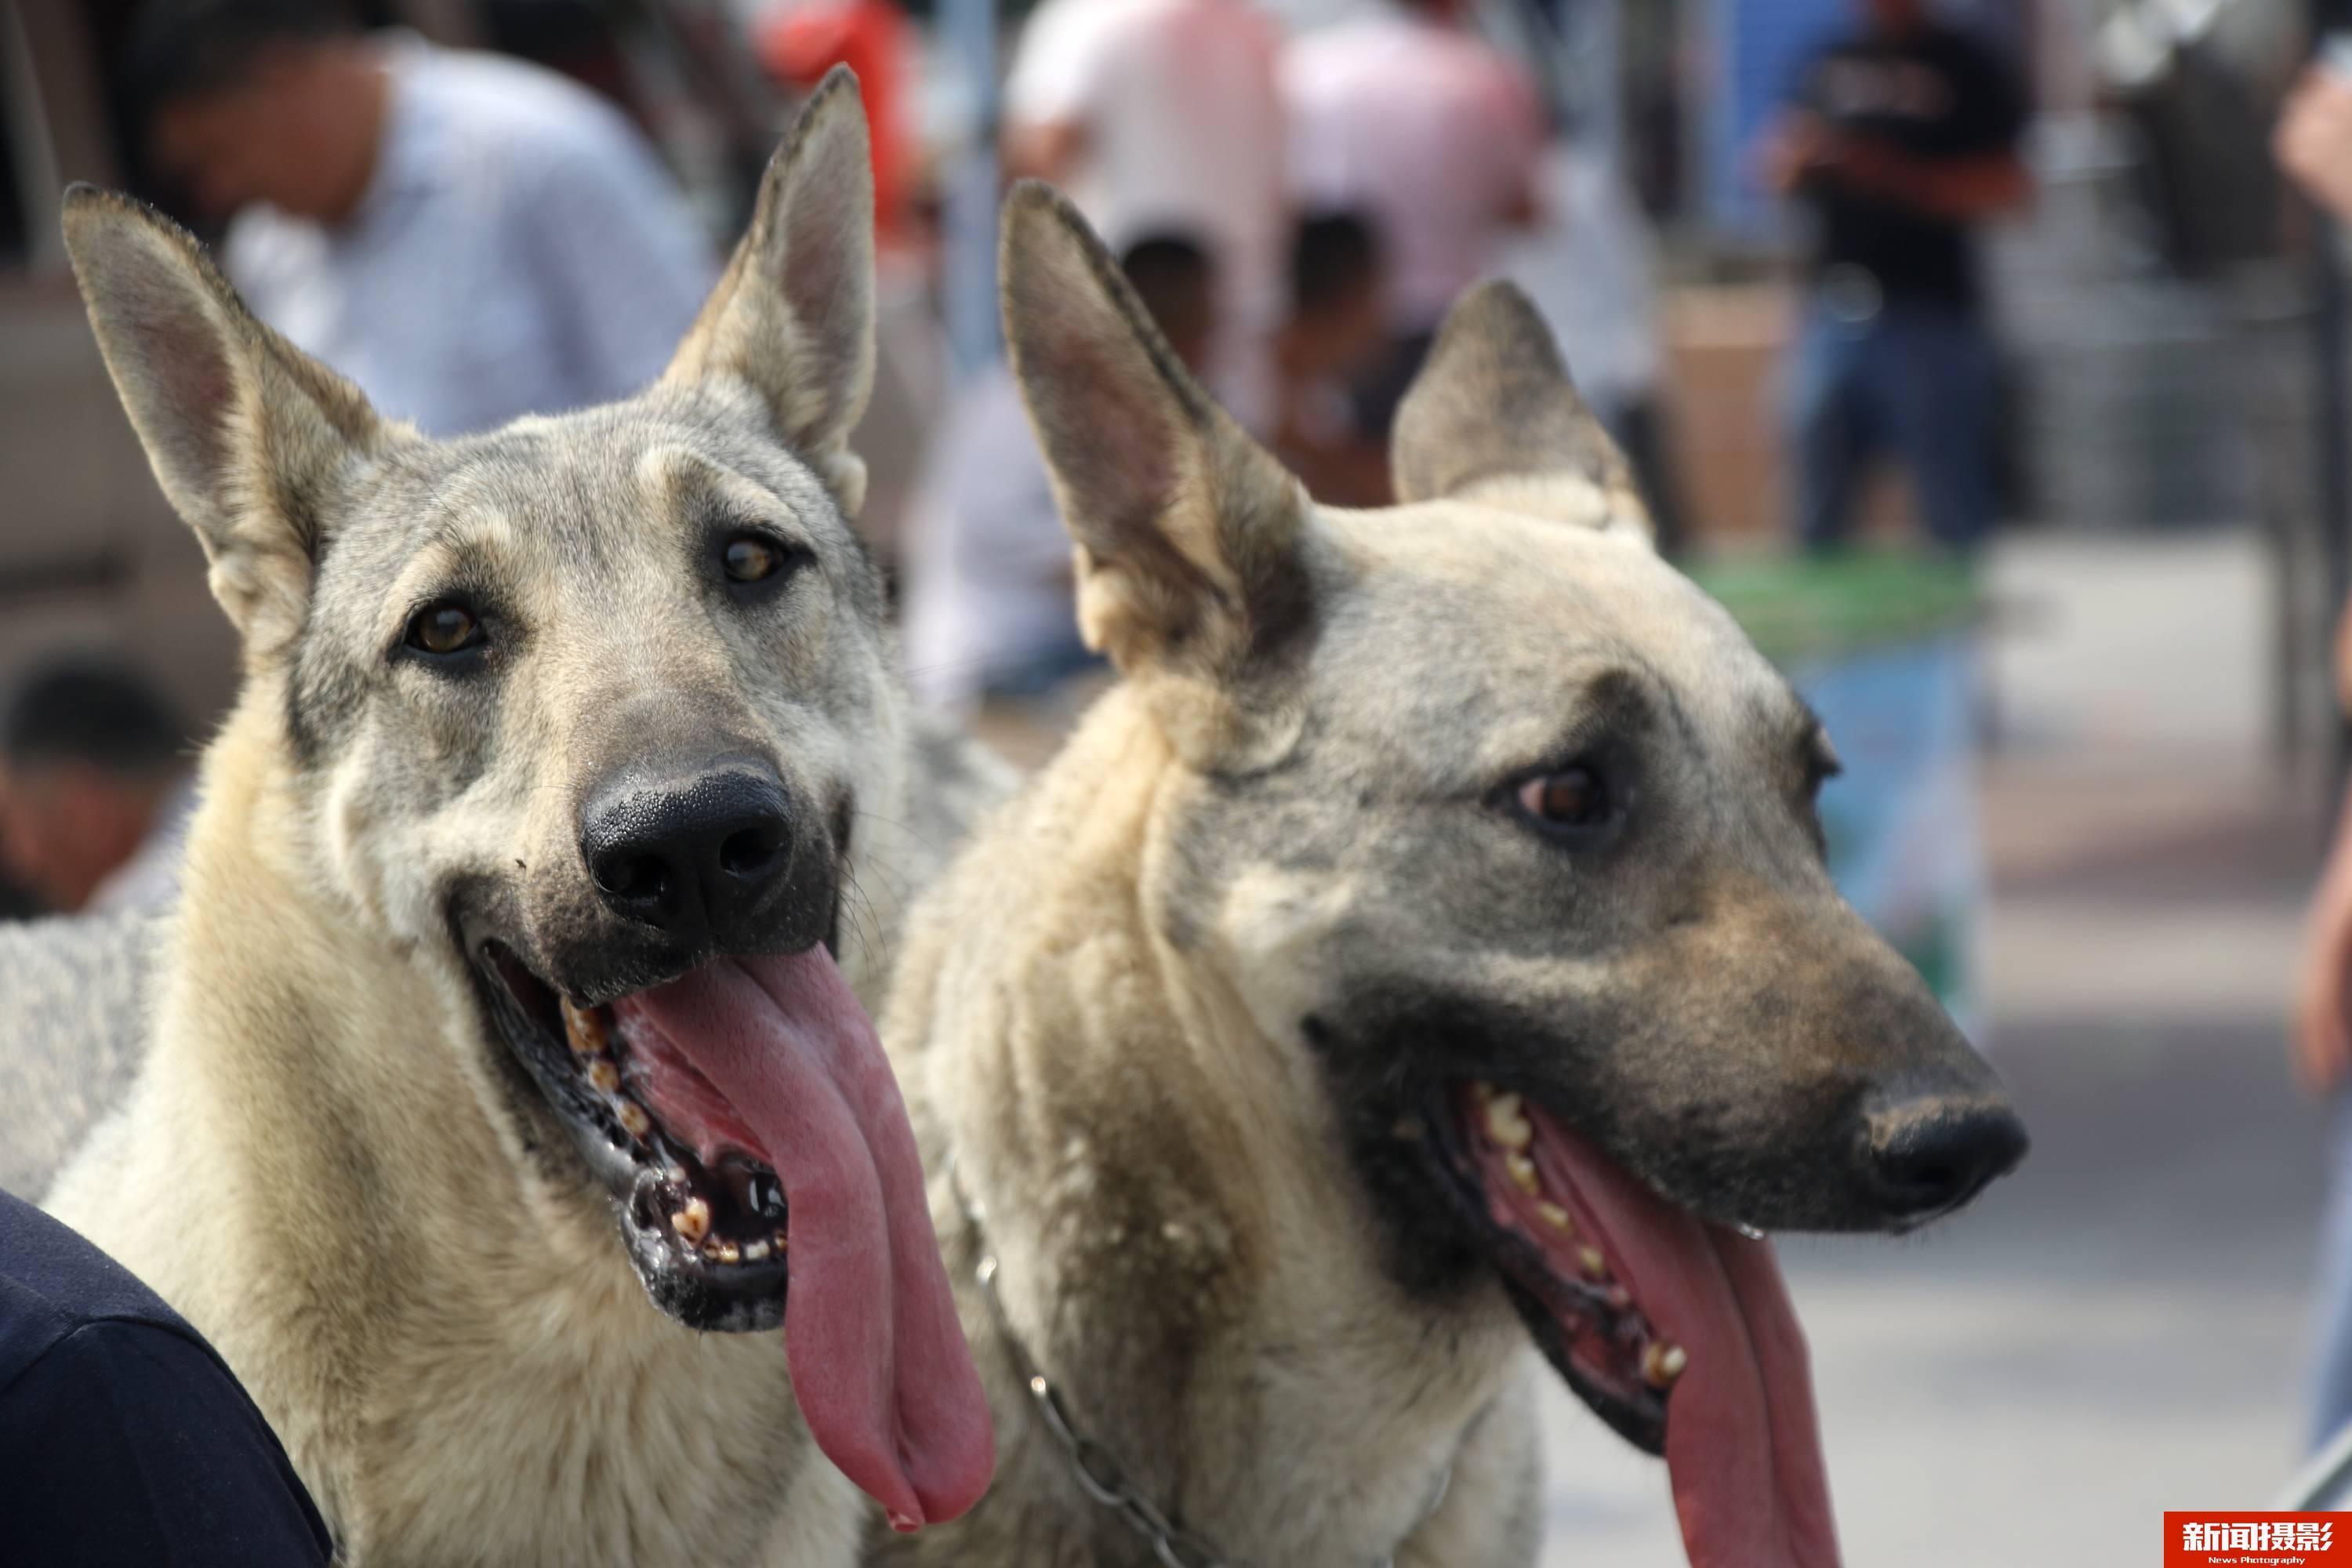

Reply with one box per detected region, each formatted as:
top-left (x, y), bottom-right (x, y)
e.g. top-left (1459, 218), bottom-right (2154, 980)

top-left (615, 950), bottom-right (993, 1528)
top-left (1529, 1112), bottom-right (1841, 1568)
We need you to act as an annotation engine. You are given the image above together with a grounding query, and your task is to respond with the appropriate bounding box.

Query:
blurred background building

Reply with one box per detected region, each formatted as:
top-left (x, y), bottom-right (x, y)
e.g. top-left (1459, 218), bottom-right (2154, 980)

top-left (2, 0), bottom-right (2347, 1556)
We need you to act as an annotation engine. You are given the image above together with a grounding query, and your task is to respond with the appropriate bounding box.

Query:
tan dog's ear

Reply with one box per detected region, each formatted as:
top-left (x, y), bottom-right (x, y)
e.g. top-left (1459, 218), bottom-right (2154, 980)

top-left (1392, 280), bottom-right (1650, 541)
top-left (664, 65), bottom-right (874, 514)
top-left (998, 181), bottom-right (1311, 771)
top-left (62, 185), bottom-right (395, 657)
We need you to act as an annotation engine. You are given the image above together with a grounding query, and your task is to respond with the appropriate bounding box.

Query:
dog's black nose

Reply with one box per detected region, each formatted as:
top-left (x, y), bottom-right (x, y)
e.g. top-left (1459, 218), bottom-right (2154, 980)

top-left (579, 763), bottom-right (793, 946)
top-left (1857, 1093), bottom-right (2029, 1225)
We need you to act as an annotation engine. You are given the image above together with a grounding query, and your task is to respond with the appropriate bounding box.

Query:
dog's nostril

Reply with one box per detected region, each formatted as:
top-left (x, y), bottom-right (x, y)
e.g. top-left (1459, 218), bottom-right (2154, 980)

top-left (719, 825), bottom-right (784, 880)
top-left (597, 852), bottom-right (670, 904)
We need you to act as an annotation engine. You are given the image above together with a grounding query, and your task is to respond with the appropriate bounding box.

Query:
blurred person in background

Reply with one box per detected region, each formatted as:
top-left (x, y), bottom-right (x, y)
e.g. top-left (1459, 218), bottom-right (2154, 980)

top-left (901, 234), bottom-right (1218, 720)
top-left (1283, 0), bottom-right (1545, 441)
top-left (1269, 210), bottom-right (1392, 507)
top-left (0, 656), bottom-right (194, 917)
top-left (1757, 0), bottom-right (2031, 554)
top-left (2276, 50), bottom-right (2352, 1453)
top-left (2279, 57), bottom-right (2352, 228)
top-left (1002, 0), bottom-right (1285, 420)
top-left (758, 0), bottom-right (917, 251)
top-left (1499, 129), bottom-right (1689, 557)
top-left (129, 0), bottom-right (717, 437)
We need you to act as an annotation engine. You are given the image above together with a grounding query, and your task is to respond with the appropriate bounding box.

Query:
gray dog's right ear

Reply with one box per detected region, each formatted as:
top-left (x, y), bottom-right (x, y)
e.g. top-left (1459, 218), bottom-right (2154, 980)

top-left (1391, 280), bottom-right (1650, 541)
top-left (998, 181), bottom-right (1310, 771)
top-left (62, 184), bottom-right (395, 656)
top-left (664, 65), bottom-right (875, 514)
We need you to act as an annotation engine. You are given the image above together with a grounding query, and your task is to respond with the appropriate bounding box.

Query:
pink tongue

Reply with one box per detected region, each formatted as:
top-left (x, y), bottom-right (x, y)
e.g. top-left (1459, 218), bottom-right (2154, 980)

top-left (614, 950), bottom-right (994, 1527)
top-left (1529, 1111), bottom-right (1841, 1568)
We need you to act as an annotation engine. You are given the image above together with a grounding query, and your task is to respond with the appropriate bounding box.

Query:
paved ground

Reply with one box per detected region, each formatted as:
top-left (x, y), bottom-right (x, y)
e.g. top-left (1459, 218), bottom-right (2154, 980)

top-left (1534, 530), bottom-right (2334, 1562)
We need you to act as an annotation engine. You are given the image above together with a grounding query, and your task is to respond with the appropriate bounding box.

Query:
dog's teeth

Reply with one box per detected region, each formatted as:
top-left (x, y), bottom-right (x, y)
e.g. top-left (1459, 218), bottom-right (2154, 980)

top-left (561, 998), bottom-right (608, 1055)
top-left (743, 1239), bottom-right (771, 1262)
top-left (586, 1059), bottom-right (622, 1094)
top-left (772, 1228), bottom-right (789, 1252)
top-left (1643, 1341), bottom-right (1687, 1388)
top-left (1484, 1094), bottom-right (1532, 1151)
top-left (1606, 1285), bottom-right (1632, 1311)
top-left (1472, 1081), bottom-right (1495, 1102)
top-left (1392, 1116), bottom-right (1426, 1143)
top-left (616, 1101), bottom-right (651, 1138)
top-left (672, 1198), bottom-right (711, 1243)
top-left (713, 1239), bottom-right (742, 1266)
top-left (1577, 1245), bottom-right (1610, 1280)
top-left (1536, 1200), bottom-right (1574, 1232)
top-left (1504, 1150), bottom-right (1540, 1195)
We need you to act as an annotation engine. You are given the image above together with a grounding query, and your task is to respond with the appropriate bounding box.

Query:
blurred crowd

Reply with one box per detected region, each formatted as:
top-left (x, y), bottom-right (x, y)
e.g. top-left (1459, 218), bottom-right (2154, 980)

top-left (1, 0), bottom-right (2041, 910)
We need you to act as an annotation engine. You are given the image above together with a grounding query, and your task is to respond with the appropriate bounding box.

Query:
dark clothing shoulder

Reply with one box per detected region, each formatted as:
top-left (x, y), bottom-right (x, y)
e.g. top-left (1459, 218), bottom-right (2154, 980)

top-left (1789, 22), bottom-right (2026, 309)
top-left (0, 1188), bottom-right (333, 1566)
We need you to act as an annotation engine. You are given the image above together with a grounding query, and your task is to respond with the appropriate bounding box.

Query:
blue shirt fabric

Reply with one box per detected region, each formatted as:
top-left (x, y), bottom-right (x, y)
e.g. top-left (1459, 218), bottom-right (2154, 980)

top-left (226, 37), bottom-right (719, 437)
top-left (0, 1188), bottom-right (332, 1566)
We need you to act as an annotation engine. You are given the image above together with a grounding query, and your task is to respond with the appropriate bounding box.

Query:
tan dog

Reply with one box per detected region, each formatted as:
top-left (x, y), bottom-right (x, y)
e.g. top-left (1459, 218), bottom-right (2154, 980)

top-left (871, 186), bottom-right (2027, 1568)
top-left (46, 73), bottom-right (997, 1566)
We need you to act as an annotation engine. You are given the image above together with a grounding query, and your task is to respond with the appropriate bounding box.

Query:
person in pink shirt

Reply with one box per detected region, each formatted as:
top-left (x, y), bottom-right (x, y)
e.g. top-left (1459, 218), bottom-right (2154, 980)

top-left (1282, 0), bottom-right (1544, 436)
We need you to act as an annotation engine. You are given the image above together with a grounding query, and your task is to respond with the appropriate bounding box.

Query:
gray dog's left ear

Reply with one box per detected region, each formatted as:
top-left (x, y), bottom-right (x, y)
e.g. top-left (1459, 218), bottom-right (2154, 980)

top-left (1391, 281), bottom-right (1650, 542)
top-left (664, 65), bottom-right (874, 514)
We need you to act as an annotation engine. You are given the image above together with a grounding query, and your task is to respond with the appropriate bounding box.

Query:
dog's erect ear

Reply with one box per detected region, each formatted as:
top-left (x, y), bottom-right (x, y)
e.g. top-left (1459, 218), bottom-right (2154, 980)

top-left (999, 181), bottom-right (1311, 771)
top-left (664, 65), bottom-right (874, 514)
top-left (1392, 280), bottom-right (1650, 541)
top-left (63, 185), bottom-right (394, 655)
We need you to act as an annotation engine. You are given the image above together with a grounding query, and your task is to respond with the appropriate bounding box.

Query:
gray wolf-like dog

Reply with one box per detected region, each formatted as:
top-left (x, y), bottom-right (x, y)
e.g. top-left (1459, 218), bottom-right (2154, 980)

top-left (45, 71), bottom-right (999, 1566)
top-left (871, 185), bottom-right (2028, 1568)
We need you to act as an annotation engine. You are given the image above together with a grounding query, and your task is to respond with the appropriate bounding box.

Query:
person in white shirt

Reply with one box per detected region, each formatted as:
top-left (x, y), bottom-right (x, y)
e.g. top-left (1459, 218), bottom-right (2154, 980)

top-left (1283, 0), bottom-right (1545, 434)
top-left (1002, 0), bottom-right (1286, 421)
top-left (129, 0), bottom-right (717, 437)
top-left (901, 236), bottom-right (1219, 720)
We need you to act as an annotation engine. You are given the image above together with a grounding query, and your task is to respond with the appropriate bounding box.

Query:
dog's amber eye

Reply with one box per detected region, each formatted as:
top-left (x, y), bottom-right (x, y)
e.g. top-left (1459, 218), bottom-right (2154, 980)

top-left (406, 602), bottom-right (481, 657)
top-left (723, 535), bottom-right (782, 584)
top-left (1519, 767), bottom-right (1608, 829)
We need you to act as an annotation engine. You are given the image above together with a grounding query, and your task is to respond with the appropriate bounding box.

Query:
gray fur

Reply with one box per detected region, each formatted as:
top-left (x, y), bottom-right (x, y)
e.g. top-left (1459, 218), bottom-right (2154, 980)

top-left (0, 910), bottom-right (158, 1196)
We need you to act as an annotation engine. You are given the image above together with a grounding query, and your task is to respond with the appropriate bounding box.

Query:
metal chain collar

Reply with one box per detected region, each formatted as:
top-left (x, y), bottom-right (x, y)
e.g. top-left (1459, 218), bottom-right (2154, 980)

top-left (948, 1156), bottom-right (1452, 1568)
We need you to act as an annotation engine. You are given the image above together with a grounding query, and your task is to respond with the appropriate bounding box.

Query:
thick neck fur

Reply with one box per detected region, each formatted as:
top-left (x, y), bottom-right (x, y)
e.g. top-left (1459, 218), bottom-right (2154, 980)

top-left (879, 695), bottom-right (1543, 1568)
top-left (45, 691), bottom-right (892, 1568)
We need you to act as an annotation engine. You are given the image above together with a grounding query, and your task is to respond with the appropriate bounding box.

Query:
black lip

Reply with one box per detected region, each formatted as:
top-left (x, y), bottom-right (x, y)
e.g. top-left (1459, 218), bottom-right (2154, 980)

top-left (1417, 1087), bottom-right (1669, 1456)
top-left (462, 935), bottom-right (799, 1332)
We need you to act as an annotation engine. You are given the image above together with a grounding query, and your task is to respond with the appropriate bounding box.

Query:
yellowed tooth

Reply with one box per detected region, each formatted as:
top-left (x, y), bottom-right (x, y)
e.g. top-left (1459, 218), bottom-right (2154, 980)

top-left (1643, 1341), bottom-right (1687, 1388)
top-left (1484, 1093), bottom-right (1532, 1151)
top-left (743, 1239), bottom-right (771, 1262)
top-left (1504, 1149), bottom-right (1540, 1195)
top-left (616, 1101), bottom-right (651, 1138)
top-left (714, 1240), bottom-right (741, 1266)
top-left (561, 998), bottom-right (608, 1055)
top-left (671, 1197), bottom-right (710, 1244)
top-left (586, 1059), bottom-right (622, 1094)
top-left (772, 1228), bottom-right (789, 1252)
top-left (1536, 1200), bottom-right (1574, 1232)
top-left (1578, 1245), bottom-right (1609, 1280)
